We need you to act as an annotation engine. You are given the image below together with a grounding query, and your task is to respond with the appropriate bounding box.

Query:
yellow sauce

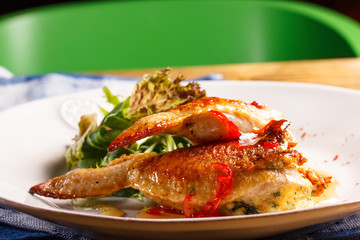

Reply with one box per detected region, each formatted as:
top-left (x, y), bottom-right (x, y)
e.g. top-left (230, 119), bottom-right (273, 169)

top-left (94, 204), bottom-right (125, 217)
top-left (305, 167), bottom-right (339, 205)
top-left (313, 177), bottom-right (339, 206)
top-left (71, 198), bottom-right (125, 217)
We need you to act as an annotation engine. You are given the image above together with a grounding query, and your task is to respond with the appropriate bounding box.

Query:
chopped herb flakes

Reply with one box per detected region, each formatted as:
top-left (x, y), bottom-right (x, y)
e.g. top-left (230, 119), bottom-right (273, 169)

top-left (231, 201), bottom-right (259, 215)
top-left (273, 191), bottom-right (281, 197)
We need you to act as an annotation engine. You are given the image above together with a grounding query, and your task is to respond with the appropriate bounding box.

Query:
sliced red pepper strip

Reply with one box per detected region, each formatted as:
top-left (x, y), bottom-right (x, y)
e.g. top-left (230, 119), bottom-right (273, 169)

top-left (208, 110), bottom-right (242, 140)
top-left (250, 101), bottom-right (265, 109)
top-left (182, 194), bottom-right (196, 218)
top-left (182, 163), bottom-right (233, 218)
top-left (252, 119), bottom-right (277, 134)
top-left (212, 162), bottom-right (233, 198)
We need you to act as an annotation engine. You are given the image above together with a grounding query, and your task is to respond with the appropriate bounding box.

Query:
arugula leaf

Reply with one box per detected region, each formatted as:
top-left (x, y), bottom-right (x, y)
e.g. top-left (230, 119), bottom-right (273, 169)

top-left (100, 97), bottom-right (132, 130)
top-left (78, 102), bottom-right (132, 168)
top-left (102, 135), bottom-right (192, 163)
top-left (103, 86), bottom-right (121, 107)
top-left (111, 188), bottom-right (141, 198)
top-left (231, 201), bottom-right (260, 215)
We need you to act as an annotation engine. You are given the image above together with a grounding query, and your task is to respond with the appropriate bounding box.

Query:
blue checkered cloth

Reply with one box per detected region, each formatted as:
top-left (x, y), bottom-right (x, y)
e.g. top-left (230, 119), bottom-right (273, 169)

top-left (0, 70), bottom-right (359, 240)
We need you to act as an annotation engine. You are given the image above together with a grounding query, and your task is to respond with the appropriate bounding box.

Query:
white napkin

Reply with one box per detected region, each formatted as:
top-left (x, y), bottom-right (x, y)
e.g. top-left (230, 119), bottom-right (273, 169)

top-left (0, 70), bottom-right (224, 111)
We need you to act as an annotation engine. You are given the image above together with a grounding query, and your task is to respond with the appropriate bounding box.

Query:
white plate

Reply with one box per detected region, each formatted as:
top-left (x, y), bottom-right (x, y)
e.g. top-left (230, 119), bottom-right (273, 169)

top-left (1, 81), bottom-right (360, 239)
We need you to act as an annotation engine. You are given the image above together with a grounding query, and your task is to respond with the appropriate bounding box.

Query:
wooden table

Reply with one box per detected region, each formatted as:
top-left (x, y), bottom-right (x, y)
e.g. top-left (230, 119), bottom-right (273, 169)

top-left (96, 58), bottom-right (360, 90)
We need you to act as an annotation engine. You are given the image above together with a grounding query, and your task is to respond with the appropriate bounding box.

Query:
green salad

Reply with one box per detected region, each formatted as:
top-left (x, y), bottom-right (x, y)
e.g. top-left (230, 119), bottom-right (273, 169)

top-left (64, 68), bottom-right (206, 199)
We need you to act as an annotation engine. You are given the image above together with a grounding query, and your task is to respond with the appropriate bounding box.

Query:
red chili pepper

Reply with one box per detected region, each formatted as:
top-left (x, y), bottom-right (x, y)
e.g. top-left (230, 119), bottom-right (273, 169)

top-left (250, 101), bottom-right (265, 109)
top-left (208, 110), bottom-right (241, 140)
top-left (212, 162), bottom-right (233, 197)
top-left (252, 120), bottom-right (276, 134)
top-left (182, 163), bottom-right (233, 218)
top-left (323, 176), bottom-right (333, 184)
top-left (263, 141), bottom-right (279, 149)
top-left (182, 194), bottom-right (196, 218)
top-left (301, 132), bottom-right (307, 139)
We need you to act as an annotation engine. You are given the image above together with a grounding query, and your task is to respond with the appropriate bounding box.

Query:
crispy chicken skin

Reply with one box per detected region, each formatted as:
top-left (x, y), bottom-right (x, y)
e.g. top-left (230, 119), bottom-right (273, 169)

top-left (30, 120), bottom-right (312, 215)
top-left (108, 97), bottom-right (284, 151)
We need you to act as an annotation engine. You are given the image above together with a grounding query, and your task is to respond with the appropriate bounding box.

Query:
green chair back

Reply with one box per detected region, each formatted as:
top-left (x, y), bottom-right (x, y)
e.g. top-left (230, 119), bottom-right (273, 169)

top-left (0, 0), bottom-right (360, 75)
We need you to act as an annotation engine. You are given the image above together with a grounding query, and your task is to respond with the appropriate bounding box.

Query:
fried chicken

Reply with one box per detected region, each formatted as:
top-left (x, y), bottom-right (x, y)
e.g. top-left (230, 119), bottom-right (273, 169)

top-left (108, 97), bottom-right (284, 151)
top-left (30, 120), bottom-right (313, 216)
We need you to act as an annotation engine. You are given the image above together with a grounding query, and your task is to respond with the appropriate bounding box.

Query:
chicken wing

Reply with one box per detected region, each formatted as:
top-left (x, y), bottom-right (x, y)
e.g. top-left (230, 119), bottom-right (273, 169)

top-left (30, 120), bottom-right (312, 216)
top-left (108, 97), bottom-right (284, 151)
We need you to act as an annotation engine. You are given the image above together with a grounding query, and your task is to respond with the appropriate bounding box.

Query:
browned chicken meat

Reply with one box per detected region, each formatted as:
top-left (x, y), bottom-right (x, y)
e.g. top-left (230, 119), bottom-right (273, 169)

top-left (30, 120), bottom-right (316, 217)
top-left (108, 97), bottom-right (284, 151)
